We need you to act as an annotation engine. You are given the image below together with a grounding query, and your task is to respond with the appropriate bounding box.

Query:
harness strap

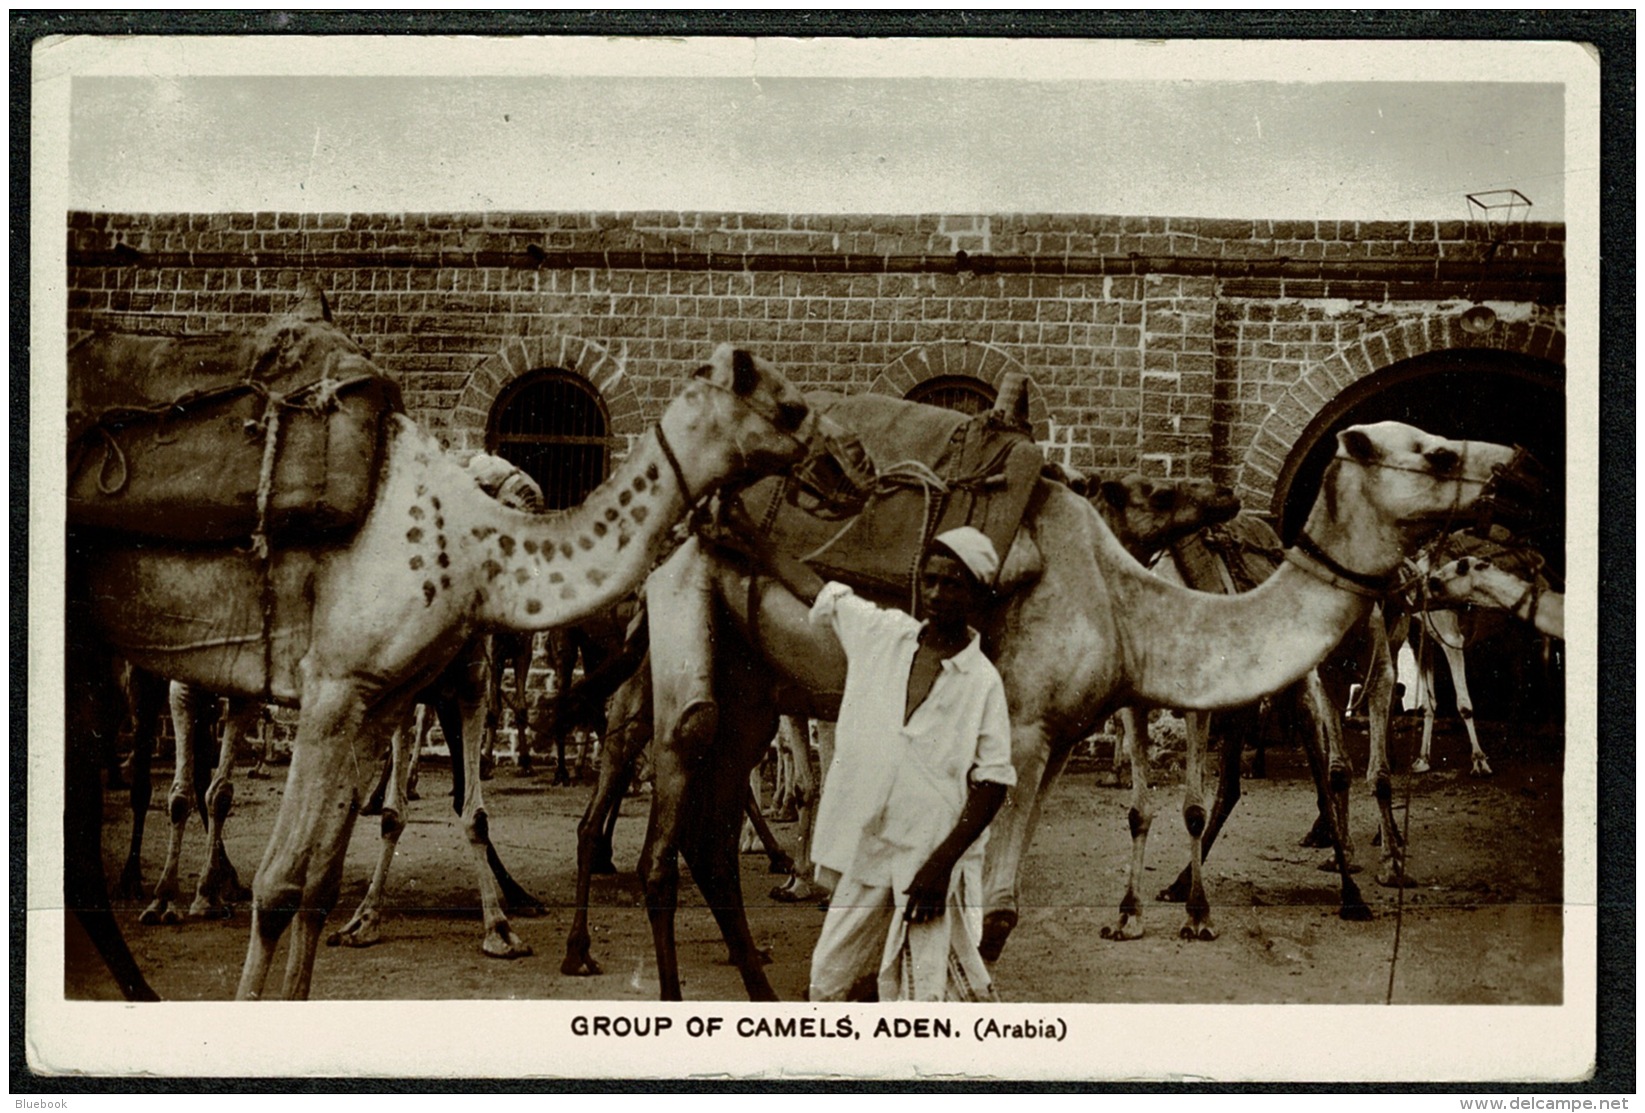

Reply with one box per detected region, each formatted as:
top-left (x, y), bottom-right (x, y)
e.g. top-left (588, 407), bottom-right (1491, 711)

top-left (1284, 531), bottom-right (1394, 600)
top-left (654, 422), bottom-right (697, 510)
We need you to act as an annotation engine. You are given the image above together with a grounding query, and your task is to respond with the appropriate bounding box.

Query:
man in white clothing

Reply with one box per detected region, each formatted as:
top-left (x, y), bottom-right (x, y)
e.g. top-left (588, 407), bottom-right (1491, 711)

top-left (737, 520), bottom-right (1016, 1002)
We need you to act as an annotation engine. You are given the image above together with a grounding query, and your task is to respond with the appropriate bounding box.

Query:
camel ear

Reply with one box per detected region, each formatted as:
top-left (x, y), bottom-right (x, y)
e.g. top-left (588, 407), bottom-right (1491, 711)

top-left (1338, 428), bottom-right (1378, 463)
top-left (1098, 480), bottom-right (1129, 509)
top-left (730, 349), bottom-right (759, 395)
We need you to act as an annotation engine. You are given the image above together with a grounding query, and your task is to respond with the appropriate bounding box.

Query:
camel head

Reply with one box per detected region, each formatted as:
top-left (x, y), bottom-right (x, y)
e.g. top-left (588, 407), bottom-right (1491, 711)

top-left (658, 343), bottom-right (819, 501)
top-left (1416, 529), bottom-right (1555, 609)
top-left (1093, 474), bottom-right (1242, 562)
top-left (1303, 421), bottom-right (1526, 582)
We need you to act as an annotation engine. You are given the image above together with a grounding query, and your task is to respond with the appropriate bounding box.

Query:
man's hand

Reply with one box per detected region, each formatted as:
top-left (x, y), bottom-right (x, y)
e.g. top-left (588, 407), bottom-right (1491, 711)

top-left (903, 857), bottom-right (955, 925)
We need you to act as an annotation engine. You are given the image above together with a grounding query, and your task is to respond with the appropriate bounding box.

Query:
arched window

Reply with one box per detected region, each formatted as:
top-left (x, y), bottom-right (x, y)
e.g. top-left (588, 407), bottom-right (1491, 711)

top-left (486, 369), bottom-right (610, 511)
top-left (905, 374), bottom-right (997, 416)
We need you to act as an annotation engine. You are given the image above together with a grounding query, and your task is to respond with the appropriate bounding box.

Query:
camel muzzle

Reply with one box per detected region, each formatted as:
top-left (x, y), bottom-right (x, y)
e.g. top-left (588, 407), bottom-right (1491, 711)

top-left (1471, 445), bottom-right (1549, 536)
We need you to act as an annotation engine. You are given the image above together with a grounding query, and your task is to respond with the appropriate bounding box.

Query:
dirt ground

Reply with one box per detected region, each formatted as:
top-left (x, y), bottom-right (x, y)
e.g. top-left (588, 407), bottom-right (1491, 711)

top-left (66, 716), bottom-right (1565, 1005)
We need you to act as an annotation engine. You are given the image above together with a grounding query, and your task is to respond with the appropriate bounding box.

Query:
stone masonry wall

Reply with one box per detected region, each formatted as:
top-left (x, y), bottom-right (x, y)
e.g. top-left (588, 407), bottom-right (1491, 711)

top-left (66, 211), bottom-right (1565, 513)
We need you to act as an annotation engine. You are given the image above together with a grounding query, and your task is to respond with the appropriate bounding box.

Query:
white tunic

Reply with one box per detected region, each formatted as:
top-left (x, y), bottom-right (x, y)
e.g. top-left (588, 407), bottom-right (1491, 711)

top-left (808, 581), bottom-right (1016, 891)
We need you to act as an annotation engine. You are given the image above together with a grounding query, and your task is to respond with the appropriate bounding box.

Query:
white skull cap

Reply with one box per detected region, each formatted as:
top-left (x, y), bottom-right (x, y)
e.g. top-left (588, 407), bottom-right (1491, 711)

top-left (931, 526), bottom-right (1000, 586)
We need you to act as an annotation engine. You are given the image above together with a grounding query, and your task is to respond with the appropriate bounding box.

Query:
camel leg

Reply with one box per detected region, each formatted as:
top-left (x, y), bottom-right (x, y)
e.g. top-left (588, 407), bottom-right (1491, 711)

top-left (190, 698), bottom-right (259, 917)
top-left (980, 720), bottom-right (1053, 963)
top-left (1365, 614), bottom-right (1411, 889)
top-left (1412, 645), bottom-right (1440, 774)
top-left (237, 678), bottom-right (388, 1001)
top-left (66, 612), bottom-right (160, 1001)
top-left (1437, 637), bottom-right (1492, 776)
top-left (1175, 711), bottom-right (1218, 940)
top-left (638, 540), bottom-right (719, 1000)
top-left (446, 647), bottom-right (534, 959)
top-left (113, 667), bottom-right (166, 902)
top-left (742, 787), bottom-right (795, 876)
top-left (1101, 706), bottom-right (1153, 940)
top-left (770, 716), bottom-right (829, 904)
top-left (563, 665), bottom-right (650, 976)
top-left (1291, 676), bottom-right (1371, 919)
top-left (1159, 707), bottom-right (1245, 906)
top-left (141, 682), bottom-right (212, 926)
top-left (681, 657), bottom-right (780, 1001)
top-left (327, 707), bottom-right (416, 949)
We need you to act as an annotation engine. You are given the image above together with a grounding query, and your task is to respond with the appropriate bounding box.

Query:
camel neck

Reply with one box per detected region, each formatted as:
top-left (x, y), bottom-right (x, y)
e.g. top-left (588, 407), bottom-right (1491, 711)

top-left (459, 429), bottom-right (686, 631)
top-left (1116, 558), bottom-right (1371, 712)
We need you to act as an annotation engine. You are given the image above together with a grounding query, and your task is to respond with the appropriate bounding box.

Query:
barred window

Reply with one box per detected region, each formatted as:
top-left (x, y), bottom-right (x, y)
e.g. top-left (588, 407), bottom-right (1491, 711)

top-left (486, 369), bottom-right (610, 511)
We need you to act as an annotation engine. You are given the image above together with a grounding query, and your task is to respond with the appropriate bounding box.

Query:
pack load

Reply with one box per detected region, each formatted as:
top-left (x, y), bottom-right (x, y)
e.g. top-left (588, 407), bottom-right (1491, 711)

top-left (68, 290), bottom-right (401, 546)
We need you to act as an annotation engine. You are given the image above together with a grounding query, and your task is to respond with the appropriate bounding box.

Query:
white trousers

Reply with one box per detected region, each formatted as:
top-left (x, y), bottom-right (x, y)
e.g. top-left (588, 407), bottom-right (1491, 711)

top-left (808, 869), bottom-right (993, 1003)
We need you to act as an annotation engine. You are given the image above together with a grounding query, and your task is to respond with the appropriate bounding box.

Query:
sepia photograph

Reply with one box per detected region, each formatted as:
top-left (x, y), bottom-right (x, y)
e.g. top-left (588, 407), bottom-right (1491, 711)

top-left (25, 24), bottom-right (1607, 1083)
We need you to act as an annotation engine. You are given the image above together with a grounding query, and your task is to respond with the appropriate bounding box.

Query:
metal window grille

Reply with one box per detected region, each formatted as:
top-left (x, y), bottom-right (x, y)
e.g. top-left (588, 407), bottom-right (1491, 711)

top-left (905, 374), bottom-right (997, 416)
top-left (486, 368), bottom-right (611, 511)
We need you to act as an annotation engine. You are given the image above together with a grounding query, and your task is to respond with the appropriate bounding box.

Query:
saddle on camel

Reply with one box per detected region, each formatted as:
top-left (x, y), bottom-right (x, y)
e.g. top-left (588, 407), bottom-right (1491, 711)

top-left (735, 372), bottom-right (1045, 621)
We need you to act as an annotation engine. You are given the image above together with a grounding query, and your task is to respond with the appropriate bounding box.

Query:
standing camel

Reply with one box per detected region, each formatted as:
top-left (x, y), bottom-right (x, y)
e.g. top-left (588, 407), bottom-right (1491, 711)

top-left (556, 469), bottom-right (1242, 977)
top-left (620, 419), bottom-right (1528, 1000)
top-left (1101, 512), bottom-right (1365, 942)
top-left (327, 454), bottom-right (561, 956)
top-left (67, 290), bottom-right (826, 1000)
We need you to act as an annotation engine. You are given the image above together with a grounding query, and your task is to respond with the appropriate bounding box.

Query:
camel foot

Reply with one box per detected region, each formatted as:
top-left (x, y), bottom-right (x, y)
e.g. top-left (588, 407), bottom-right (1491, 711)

top-left (188, 896), bottom-right (235, 921)
top-left (770, 876), bottom-right (827, 903)
top-left (138, 899), bottom-right (182, 926)
top-left (1471, 757), bottom-right (1495, 777)
top-left (1340, 898), bottom-right (1374, 922)
top-left (1410, 758), bottom-right (1432, 774)
top-left (1178, 920), bottom-right (1218, 941)
top-left (1100, 916), bottom-right (1145, 941)
top-left (481, 927), bottom-right (533, 959)
top-left (1299, 814), bottom-right (1337, 848)
top-left (1376, 864), bottom-right (1417, 889)
top-left (560, 949), bottom-right (603, 977)
top-left (1317, 857), bottom-right (1363, 874)
top-left (979, 910), bottom-right (1017, 963)
top-left (1155, 875), bottom-right (1192, 904)
top-left (326, 912), bottom-right (382, 948)
top-left (722, 946), bottom-right (773, 967)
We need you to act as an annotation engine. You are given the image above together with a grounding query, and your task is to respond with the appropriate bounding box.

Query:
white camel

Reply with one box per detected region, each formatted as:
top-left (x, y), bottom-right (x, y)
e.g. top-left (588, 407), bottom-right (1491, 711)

top-left (598, 415), bottom-right (1529, 999)
top-left (67, 288), bottom-right (826, 1001)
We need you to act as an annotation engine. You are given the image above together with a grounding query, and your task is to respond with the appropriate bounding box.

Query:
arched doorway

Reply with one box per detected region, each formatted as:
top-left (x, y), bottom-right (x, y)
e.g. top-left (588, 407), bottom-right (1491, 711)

top-left (905, 373), bottom-right (997, 416)
top-left (1274, 348), bottom-right (1566, 736)
top-left (486, 369), bottom-right (611, 511)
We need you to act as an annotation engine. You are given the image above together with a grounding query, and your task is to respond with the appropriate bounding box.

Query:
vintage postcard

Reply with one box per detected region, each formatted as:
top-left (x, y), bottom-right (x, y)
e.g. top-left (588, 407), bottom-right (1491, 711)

top-left (26, 30), bottom-right (1605, 1083)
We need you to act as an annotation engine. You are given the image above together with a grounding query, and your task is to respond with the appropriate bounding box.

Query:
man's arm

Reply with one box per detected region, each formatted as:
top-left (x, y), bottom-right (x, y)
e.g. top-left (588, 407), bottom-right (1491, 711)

top-left (902, 779), bottom-right (1009, 924)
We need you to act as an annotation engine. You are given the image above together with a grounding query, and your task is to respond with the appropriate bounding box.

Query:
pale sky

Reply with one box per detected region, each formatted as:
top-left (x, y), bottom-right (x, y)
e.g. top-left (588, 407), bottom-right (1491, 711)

top-left (42, 37), bottom-right (1587, 222)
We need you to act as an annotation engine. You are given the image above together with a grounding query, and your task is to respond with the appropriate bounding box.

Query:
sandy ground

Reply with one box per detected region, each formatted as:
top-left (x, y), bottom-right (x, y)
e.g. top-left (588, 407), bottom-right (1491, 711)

top-left (66, 717), bottom-right (1564, 1006)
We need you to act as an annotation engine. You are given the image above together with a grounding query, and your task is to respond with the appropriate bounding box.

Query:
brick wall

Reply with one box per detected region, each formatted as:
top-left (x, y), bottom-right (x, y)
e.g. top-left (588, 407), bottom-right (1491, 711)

top-left (66, 210), bottom-right (1565, 513)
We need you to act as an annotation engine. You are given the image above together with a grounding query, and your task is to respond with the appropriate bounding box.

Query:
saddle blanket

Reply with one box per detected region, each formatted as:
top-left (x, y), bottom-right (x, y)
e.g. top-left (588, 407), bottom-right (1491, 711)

top-left (736, 391), bottom-right (1043, 602)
